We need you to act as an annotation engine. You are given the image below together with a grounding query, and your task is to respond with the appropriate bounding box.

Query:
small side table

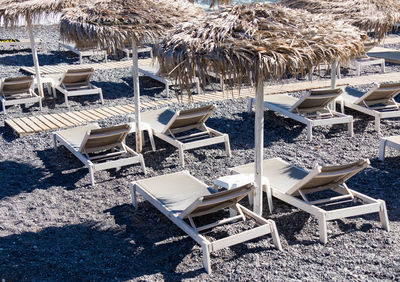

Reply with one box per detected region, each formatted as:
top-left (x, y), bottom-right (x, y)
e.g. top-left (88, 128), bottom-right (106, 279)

top-left (34, 76), bottom-right (56, 97)
top-left (214, 173), bottom-right (273, 214)
top-left (127, 118), bottom-right (156, 151)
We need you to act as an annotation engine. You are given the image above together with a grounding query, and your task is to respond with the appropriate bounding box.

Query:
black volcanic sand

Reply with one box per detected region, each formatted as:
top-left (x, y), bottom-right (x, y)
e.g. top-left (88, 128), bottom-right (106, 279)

top-left (0, 25), bottom-right (400, 281)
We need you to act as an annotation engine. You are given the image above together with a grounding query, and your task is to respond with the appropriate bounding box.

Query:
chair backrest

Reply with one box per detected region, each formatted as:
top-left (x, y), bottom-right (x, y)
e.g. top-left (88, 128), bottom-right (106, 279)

top-left (1, 76), bottom-right (33, 97)
top-left (60, 68), bottom-right (94, 89)
top-left (290, 88), bottom-right (343, 114)
top-left (79, 124), bottom-right (131, 154)
top-left (355, 82), bottom-right (400, 106)
top-left (286, 159), bottom-right (370, 195)
top-left (162, 105), bottom-right (216, 134)
top-left (179, 183), bottom-right (254, 219)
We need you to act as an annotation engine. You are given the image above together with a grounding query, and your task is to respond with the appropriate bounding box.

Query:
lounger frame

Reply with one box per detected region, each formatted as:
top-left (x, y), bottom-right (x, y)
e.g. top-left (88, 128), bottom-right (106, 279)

top-left (131, 171), bottom-right (282, 274)
top-left (53, 124), bottom-right (146, 186)
top-left (230, 158), bottom-right (390, 244)
top-left (59, 42), bottom-right (107, 64)
top-left (247, 96), bottom-right (353, 141)
top-left (379, 136), bottom-right (400, 160)
top-left (1, 77), bottom-right (42, 117)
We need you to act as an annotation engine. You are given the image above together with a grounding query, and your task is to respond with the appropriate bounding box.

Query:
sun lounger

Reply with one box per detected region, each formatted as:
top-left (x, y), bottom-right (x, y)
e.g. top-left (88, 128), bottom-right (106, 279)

top-left (339, 83), bottom-right (400, 133)
top-left (54, 123), bottom-right (146, 186)
top-left (379, 135), bottom-right (400, 160)
top-left (59, 42), bottom-right (107, 64)
top-left (137, 58), bottom-right (200, 98)
top-left (0, 76), bottom-right (42, 116)
top-left (131, 171), bottom-right (282, 273)
top-left (0, 38), bottom-right (41, 49)
top-left (140, 105), bottom-right (231, 167)
top-left (54, 67), bottom-right (104, 108)
top-left (248, 89), bottom-right (354, 141)
top-left (122, 45), bottom-right (153, 58)
top-left (231, 158), bottom-right (390, 243)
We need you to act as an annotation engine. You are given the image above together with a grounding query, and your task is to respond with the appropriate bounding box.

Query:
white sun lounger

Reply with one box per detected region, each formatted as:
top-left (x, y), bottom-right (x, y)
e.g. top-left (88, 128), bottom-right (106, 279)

top-left (140, 105), bottom-right (231, 167)
top-left (131, 171), bottom-right (282, 273)
top-left (59, 42), bottom-right (107, 64)
top-left (54, 123), bottom-right (146, 186)
top-left (0, 76), bottom-right (42, 117)
top-left (248, 88), bottom-right (353, 141)
top-left (231, 158), bottom-right (390, 243)
top-left (0, 38), bottom-right (41, 49)
top-left (54, 67), bottom-right (104, 108)
top-left (137, 58), bottom-right (200, 98)
top-left (379, 135), bottom-right (400, 160)
top-left (339, 83), bottom-right (400, 133)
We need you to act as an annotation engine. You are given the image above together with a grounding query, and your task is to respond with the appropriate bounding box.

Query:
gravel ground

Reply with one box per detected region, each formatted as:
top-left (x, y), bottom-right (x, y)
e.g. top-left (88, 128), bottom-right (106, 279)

top-left (1, 25), bottom-right (400, 281)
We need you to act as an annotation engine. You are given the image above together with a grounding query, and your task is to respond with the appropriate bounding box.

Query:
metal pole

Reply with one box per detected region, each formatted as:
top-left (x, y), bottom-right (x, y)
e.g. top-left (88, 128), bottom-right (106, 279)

top-left (330, 59), bottom-right (338, 89)
top-left (27, 18), bottom-right (44, 97)
top-left (132, 39), bottom-right (142, 152)
top-left (254, 71), bottom-right (264, 216)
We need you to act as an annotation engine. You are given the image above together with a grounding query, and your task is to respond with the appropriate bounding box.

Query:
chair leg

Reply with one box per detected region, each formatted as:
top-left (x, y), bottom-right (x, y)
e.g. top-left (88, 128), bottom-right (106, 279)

top-left (53, 134), bottom-right (57, 151)
top-left (89, 166), bottom-right (95, 186)
top-left (263, 182), bottom-right (273, 214)
top-left (348, 120), bottom-right (354, 137)
top-left (64, 94), bottom-right (70, 109)
top-left (269, 220), bottom-right (282, 250)
top-left (79, 54), bottom-right (83, 64)
top-left (202, 244), bottom-right (212, 274)
top-left (139, 154), bottom-right (147, 175)
top-left (178, 146), bottom-right (185, 167)
top-left (196, 79), bottom-right (201, 94)
top-left (378, 138), bottom-right (387, 161)
top-left (224, 134), bottom-right (232, 157)
top-left (39, 98), bottom-right (43, 111)
top-left (247, 97), bottom-right (254, 113)
top-left (131, 185), bottom-right (138, 210)
top-left (306, 124), bottom-right (313, 141)
top-left (147, 128), bottom-right (156, 151)
top-left (2, 101), bottom-right (6, 116)
top-left (375, 116), bottom-right (381, 133)
top-left (166, 82), bottom-right (170, 98)
top-left (340, 100), bottom-right (345, 114)
top-left (318, 213), bottom-right (328, 244)
top-left (99, 89), bottom-right (104, 104)
top-left (378, 200), bottom-right (390, 232)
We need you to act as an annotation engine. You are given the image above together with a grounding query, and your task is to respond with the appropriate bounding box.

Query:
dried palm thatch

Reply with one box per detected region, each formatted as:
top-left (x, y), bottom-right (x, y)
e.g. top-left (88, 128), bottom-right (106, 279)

top-left (280, 0), bottom-right (400, 41)
top-left (0, 0), bottom-right (81, 27)
top-left (59, 0), bottom-right (205, 50)
top-left (157, 2), bottom-right (366, 93)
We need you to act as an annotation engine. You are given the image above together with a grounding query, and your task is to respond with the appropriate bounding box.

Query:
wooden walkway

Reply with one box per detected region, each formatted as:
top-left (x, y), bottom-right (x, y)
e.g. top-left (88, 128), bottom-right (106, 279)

top-left (21, 60), bottom-right (133, 75)
top-left (5, 71), bottom-right (400, 137)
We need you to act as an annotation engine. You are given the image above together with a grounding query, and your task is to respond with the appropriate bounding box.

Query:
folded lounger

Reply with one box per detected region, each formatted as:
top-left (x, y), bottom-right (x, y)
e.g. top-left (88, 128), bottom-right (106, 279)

top-left (140, 105), bottom-right (231, 167)
top-left (248, 88), bottom-right (353, 141)
top-left (230, 158), bottom-right (390, 243)
top-left (54, 123), bottom-right (146, 186)
top-left (0, 76), bottom-right (42, 116)
top-left (339, 83), bottom-right (400, 133)
top-left (55, 67), bottom-right (104, 108)
top-left (137, 58), bottom-right (200, 98)
top-left (379, 135), bottom-right (400, 160)
top-left (131, 171), bottom-right (282, 273)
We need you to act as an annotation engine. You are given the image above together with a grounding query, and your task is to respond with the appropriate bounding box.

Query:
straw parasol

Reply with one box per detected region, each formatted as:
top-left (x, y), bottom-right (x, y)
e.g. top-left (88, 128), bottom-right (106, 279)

top-left (59, 0), bottom-right (205, 152)
top-left (0, 0), bottom-right (82, 97)
top-left (157, 2), bottom-right (366, 215)
top-left (280, 0), bottom-right (400, 42)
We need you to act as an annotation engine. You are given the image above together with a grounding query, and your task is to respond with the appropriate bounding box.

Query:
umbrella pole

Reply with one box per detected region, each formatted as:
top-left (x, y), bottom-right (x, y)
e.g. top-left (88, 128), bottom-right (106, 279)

top-left (330, 59), bottom-right (338, 89)
top-left (132, 39), bottom-right (142, 153)
top-left (27, 18), bottom-right (44, 98)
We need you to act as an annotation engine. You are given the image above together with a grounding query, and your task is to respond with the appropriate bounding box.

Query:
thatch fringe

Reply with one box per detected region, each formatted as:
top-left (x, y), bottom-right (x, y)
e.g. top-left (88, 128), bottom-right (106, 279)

top-left (280, 0), bottom-right (400, 41)
top-left (157, 3), bottom-right (366, 96)
top-left (59, 0), bottom-right (205, 50)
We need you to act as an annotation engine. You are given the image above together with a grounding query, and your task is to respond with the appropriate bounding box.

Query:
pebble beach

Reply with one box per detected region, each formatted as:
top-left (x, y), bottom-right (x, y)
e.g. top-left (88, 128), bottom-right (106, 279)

top-left (0, 25), bottom-right (400, 281)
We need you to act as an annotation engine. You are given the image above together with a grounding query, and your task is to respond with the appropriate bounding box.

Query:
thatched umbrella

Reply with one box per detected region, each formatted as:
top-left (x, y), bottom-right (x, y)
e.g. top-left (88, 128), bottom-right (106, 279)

top-left (280, 0), bottom-right (400, 42)
top-left (0, 0), bottom-right (81, 97)
top-left (59, 0), bottom-right (205, 152)
top-left (157, 2), bottom-right (366, 215)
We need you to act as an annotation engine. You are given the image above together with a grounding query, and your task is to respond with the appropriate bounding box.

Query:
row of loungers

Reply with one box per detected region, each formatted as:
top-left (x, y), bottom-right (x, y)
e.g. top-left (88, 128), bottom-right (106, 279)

top-left (50, 103), bottom-right (394, 273)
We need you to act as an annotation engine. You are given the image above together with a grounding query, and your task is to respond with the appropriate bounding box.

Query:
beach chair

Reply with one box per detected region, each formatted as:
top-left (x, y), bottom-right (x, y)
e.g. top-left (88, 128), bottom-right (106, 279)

top-left (248, 88), bottom-right (353, 141)
top-left (379, 135), bottom-right (400, 160)
top-left (53, 123), bottom-right (146, 186)
top-left (59, 42), bottom-right (107, 64)
top-left (0, 76), bottom-right (42, 116)
top-left (131, 171), bottom-right (282, 274)
top-left (140, 105), bottom-right (231, 167)
top-left (54, 68), bottom-right (104, 108)
top-left (230, 158), bottom-right (390, 244)
top-left (339, 83), bottom-right (400, 133)
top-left (137, 58), bottom-right (200, 98)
